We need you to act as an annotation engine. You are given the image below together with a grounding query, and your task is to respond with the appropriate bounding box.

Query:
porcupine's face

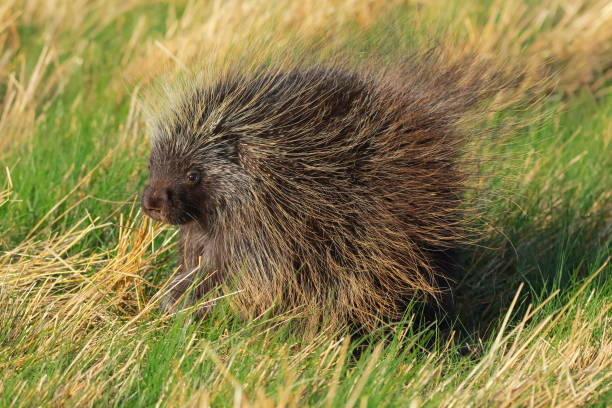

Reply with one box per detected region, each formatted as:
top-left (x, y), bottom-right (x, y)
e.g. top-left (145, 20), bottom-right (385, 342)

top-left (141, 129), bottom-right (248, 230)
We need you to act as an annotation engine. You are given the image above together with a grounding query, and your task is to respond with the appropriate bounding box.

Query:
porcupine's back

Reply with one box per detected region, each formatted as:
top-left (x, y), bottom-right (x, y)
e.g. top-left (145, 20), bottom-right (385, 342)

top-left (151, 54), bottom-right (500, 329)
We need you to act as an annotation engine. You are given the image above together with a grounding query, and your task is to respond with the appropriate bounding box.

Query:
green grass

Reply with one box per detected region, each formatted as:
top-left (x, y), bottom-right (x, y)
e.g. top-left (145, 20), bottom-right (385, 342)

top-left (1, 0), bottom-right (611, 406)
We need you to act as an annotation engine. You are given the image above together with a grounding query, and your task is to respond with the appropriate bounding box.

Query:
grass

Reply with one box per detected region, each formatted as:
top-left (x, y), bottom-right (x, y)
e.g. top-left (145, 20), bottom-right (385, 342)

top-left (1, 0), bottom-right (611, 406)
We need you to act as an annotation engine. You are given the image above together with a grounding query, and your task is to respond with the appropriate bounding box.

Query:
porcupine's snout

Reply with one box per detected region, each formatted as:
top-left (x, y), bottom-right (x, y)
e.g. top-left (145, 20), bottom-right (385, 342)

top-left (141, 179), bottom-right (174, 223)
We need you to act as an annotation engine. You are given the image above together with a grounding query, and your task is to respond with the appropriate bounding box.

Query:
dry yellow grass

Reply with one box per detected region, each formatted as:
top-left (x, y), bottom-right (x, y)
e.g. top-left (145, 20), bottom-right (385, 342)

top-left (461, 0), bottom-right (612, 95)
top-left (0, 0), bottom-right (150, 154)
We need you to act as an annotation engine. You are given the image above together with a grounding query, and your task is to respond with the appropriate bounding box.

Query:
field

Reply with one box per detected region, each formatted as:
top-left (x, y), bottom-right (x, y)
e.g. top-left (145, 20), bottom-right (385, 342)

top-left (1, 0), bottom-right (611, 406)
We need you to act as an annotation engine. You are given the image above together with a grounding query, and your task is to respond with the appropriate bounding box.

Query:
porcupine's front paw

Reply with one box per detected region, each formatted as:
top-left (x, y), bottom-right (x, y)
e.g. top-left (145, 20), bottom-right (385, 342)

top-left (158, 271), bottom-right (196, 315)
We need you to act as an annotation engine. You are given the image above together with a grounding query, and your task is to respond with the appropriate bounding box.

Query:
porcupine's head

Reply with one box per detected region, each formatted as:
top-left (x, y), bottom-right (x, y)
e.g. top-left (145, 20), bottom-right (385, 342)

top-left (141, 81), bottom-right (251, 229)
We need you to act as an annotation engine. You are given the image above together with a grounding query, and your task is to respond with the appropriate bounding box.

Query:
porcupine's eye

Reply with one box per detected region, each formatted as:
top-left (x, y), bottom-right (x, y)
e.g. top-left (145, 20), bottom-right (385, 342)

top-left (186, 171), bottom-right (200, 184)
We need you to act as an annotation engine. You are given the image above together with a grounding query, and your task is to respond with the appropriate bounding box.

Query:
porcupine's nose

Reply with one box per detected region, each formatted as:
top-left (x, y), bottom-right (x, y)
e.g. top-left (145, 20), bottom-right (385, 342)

top-left (141, 181), bottom-right (172, 219)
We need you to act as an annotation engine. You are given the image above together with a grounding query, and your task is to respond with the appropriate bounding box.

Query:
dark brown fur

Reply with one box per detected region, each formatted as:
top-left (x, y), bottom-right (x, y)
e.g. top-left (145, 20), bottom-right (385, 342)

top-left (141, 54), bottom-right (502, 329)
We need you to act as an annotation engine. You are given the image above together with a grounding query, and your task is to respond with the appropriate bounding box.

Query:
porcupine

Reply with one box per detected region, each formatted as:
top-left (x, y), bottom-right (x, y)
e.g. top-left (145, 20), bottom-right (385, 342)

top-left (141, 52), bottom-right (504, 329)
